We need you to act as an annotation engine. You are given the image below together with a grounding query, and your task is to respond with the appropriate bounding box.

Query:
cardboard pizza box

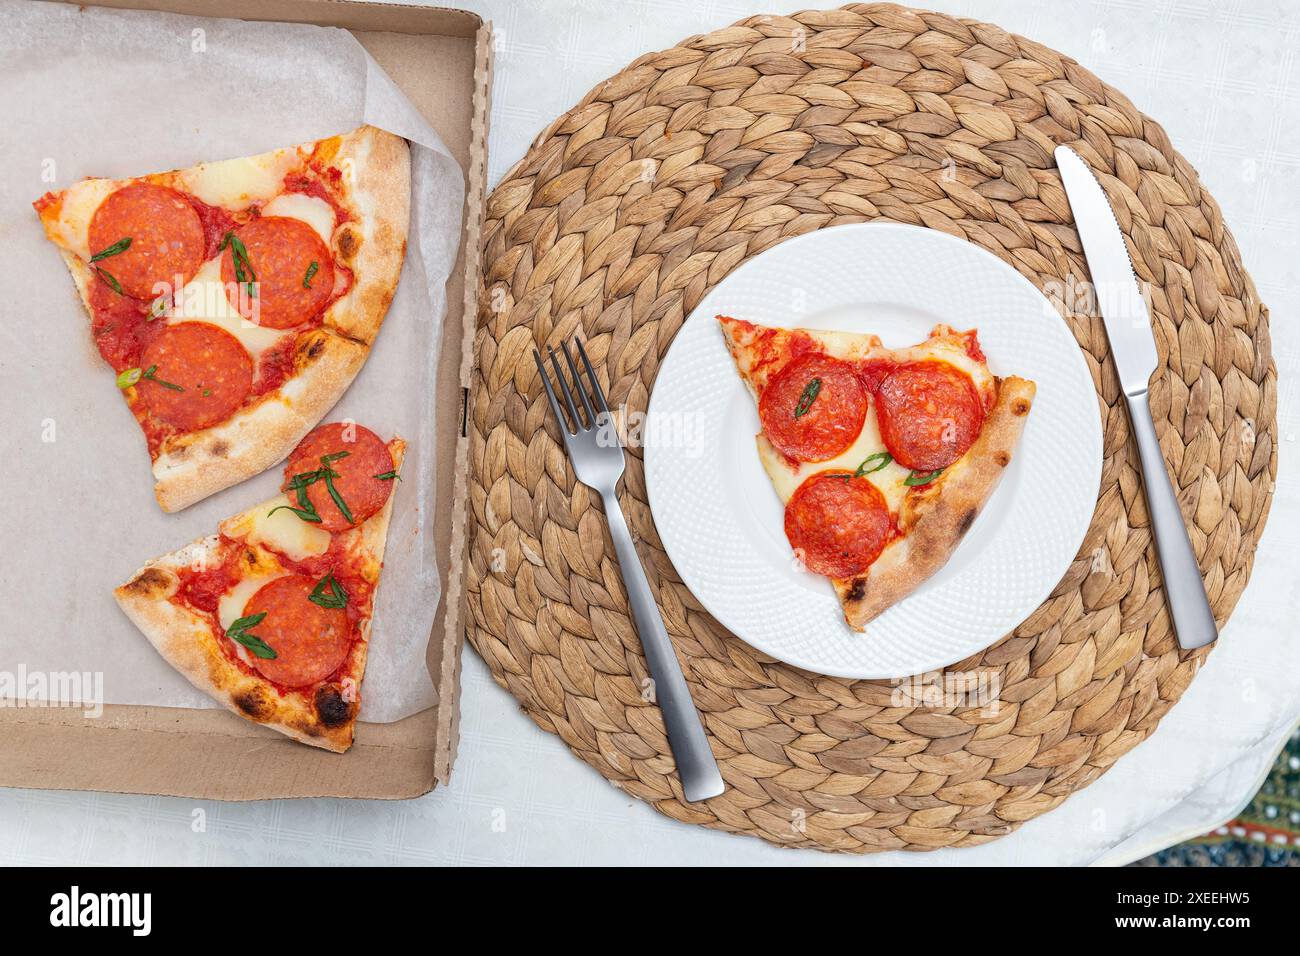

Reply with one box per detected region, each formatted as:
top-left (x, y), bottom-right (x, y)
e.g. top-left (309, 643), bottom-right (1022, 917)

top-left (0, 0), bottom-right (490, 800)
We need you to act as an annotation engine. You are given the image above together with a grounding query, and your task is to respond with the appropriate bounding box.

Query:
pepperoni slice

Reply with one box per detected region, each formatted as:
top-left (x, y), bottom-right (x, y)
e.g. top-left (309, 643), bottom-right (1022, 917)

top-left (759, 353), bottom-right (867, 462)
top-left (239, 575), bottom-right (351, 689)
top-left (88, 183), bottom-right (205, 300)
top-left (875, 360), bottom-right (985, 471)
top-left (784, 472), bottom-right (892, 578)
top-left (137, 322), bottom-right (253, 431)
top-left (283, 423), bottom-right (395, 533)
top-left (222, 216), bottom-right (334, 329)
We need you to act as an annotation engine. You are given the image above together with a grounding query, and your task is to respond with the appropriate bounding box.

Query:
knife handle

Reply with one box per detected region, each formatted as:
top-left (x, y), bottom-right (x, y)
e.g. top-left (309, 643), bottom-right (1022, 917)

top-left (1124, 390), bottom-right (1218, 650)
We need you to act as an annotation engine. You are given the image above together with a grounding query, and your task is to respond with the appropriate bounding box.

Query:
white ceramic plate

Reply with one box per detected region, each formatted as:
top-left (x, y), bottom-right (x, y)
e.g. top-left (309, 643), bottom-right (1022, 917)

top-left (643, 223), bottom-right (1101, 679)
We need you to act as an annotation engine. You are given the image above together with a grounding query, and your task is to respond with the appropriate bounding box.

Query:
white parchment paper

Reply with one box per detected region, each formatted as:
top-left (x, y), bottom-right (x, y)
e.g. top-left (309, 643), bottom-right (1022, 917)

top-left (0, 0), bottom-right (465, 721)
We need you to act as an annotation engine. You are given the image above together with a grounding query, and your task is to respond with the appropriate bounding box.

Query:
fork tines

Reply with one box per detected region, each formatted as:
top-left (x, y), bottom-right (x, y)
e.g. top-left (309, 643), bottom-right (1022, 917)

top-left (533, 338), bottom-right (610, 435)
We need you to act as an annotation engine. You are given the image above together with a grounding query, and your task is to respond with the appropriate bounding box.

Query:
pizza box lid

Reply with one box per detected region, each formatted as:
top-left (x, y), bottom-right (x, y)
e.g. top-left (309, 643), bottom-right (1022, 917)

top-left (0, 0), bottom-right (490, 800)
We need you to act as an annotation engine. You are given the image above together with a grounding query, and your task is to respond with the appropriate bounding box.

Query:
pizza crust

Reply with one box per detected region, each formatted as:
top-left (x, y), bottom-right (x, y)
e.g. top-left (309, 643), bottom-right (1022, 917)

top-left (114, 441), bottom-right (406, 752)
top-left (320, 125), bottom-right (411, 345)
top-left (37, 125), bottom-right (411, 512)
top-left (833, 377), bottom-right (1037, 630)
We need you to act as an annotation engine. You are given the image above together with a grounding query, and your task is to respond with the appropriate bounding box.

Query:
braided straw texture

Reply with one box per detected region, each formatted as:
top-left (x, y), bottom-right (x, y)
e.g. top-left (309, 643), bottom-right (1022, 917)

top-left (467, 3), bottom-right (1277, 852)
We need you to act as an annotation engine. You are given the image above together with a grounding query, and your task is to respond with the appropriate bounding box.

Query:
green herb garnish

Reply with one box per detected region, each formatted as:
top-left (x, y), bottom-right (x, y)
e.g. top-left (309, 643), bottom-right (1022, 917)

top-left (268, 470), bottom-right (323, 523)
top-left (141, 364), bottom-right (183, 391)
top-left (226, 612), bottom-right (276, 659)
top-left (89, 237), bottom-right (131, 262)
top-left (794, 377), bottom-right (821, 418)
top-left (904, 468), bottom-right (944, 487)
top-left (836, 452), bottom-right (893, 480)
top-left (308, 572), bottom-right (348, 610)
top-left (303, 261), bottom-right (319, 289)
top-left (320, 456), bottom-right (354, 525)
top-left (855, 452), bottom-right (892, 476)
top-left (373, 470), bottom-right (400, 481)
top-left (116, 364), bottom-right (183, 391)
top-left (266, 451), bottom-right (355, 524)
top-left (222, 230), bottom-right (257, 299)
top-left (94, 267), bottom-right (123, 295)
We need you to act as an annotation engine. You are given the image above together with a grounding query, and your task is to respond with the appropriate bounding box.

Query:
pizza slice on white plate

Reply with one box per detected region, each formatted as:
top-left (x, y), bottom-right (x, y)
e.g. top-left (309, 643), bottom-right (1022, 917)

top-left (719, 315), bottom-right (1036, 630)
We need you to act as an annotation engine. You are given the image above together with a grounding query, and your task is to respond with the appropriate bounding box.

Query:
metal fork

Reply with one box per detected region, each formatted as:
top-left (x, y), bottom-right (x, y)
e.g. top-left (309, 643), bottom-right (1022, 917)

top-left (533, 339), bottom-right (725, 803)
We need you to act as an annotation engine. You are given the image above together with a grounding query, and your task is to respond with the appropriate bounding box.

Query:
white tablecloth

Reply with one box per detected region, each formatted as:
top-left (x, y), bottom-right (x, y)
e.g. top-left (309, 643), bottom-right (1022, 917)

top-left (2, 0), bottom-right (1296, 866)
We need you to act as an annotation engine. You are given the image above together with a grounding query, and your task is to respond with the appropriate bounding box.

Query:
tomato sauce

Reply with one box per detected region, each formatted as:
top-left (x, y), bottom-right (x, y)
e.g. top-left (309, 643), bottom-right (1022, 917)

top-left (175, 546), bottom-right (241, 613)
top-left (283, 169), bottom-right (353, 225)
top-left (89, 279), bottom-right (160, 371)
top-left (183, 194), bottom-right (238, 259)
top-left (252, 332), bottom-right (299, 397)
top-left (854, 357), bottom-right (897, 394)
top-left (33, 191), bottom-right (59, 217)
top-left (723, 317), bottom-right (819, 383)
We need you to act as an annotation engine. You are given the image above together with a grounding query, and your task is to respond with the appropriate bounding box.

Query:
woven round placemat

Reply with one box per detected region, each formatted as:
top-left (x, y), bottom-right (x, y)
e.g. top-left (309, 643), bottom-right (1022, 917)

top-left (467, 3), bottom-right (1277, 853)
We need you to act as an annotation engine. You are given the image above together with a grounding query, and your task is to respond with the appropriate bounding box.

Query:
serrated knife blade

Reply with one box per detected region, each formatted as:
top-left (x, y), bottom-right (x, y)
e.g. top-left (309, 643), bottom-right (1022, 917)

top-left (1054, 145), bottom-right (1158, 397)
top-left (1054, 145), bottom-right (1217, 650)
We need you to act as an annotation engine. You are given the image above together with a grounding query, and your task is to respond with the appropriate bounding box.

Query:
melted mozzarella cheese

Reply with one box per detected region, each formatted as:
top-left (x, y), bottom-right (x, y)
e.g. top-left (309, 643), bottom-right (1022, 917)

top-left (895, 337), bottom-right (990, 389)
top-left (166, 256), bottom-right (288, 359)
top-left (805, 328), bottom-right (881, 359)
top-left (259, 192), bottom-right (335, 243)
top-left (809, 328), bottom-right (992, 392)
top-left (222, 495), bottom-right (332, 562)
top-left (158, 191), bottom-right (336, 351)
top-left (217, 571), bottom-right (288, 633)
top-left (179, 148), bottom-right (301, 210)
top-left (40, 179), bottom-right (118, 260)
top-left (758, 404), bottom-right (913, 513)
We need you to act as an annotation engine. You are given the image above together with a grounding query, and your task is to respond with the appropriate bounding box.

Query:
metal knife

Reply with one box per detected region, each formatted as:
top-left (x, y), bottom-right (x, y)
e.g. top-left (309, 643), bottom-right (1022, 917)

top-left (1054, 145), bottom-right (1217, 650)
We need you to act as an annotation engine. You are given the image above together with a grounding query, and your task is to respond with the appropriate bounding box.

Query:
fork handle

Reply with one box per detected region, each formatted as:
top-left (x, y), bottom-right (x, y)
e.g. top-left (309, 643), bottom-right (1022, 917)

top-left (600, 490), bottom-right (725, 802)
top-left (1125, 389), bottom-right (1218, 650)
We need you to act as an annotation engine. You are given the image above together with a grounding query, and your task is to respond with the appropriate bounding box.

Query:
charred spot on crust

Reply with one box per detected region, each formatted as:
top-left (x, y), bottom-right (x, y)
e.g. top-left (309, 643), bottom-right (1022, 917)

top-left (242, 549), bottom-right (260, 570)
top-left (121, 566), bottom-right (174, 598)
top-left (994, 450), bottom-right (1010, 467)
top-left (846, 578), bottom-right (867, 602)
top-left (315, 684), bottom-right (354, 728)
top-left (1011, 398), bottom-right (1031, 416)
top-left (298, 334), bottom-right (327, 361)
top-left (336, 227), bottom-right (359, 260)
top-left (234, 688), bottom-right (272, 721)
top-left (208, 440), bottom-right (229, 459)
top-left (957, 508), bottom-right (978, 536)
